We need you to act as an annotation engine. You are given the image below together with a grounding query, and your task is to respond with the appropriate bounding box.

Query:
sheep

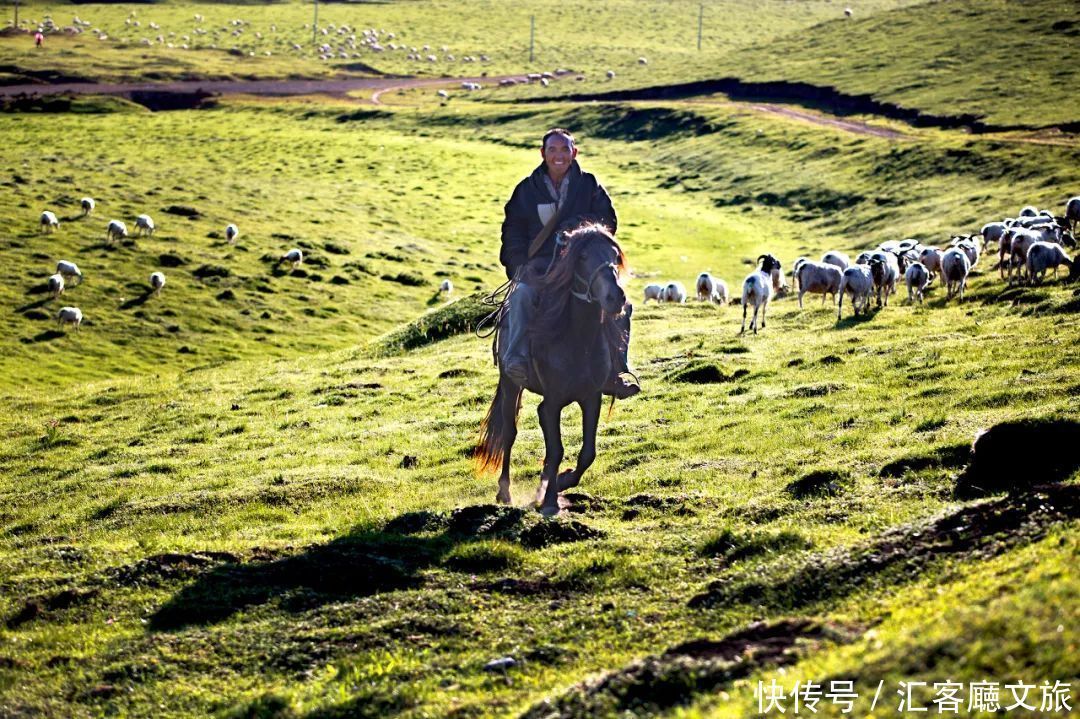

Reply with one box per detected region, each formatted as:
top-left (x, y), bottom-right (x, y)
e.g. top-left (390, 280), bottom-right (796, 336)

top-left (436, 89), bottom-right (449, 99)
top-left (278, 248), bottom-right (303, 270)
top-left (439, 279), bottom-right (453, 293)
top-left (642, 283), bottom-right (664, 303)
top-left (662, 281), bottom-right (687, 303)
top-left (868, 251), bottom-right (899, 307)
top-left (56, 306), bottom-right (82, 331)
top-left (837, 264), bottom-right (874, 321)
top-left (756, 253), bottom-right (785, 292)
top-left (739, 270), bottom-right (772, 334)
top-left (638, 57), bottom-right (648, 65)
top-left (941, 247), bottom-right (971, 301)
top-left (106, 219), bottom-right (128, 243)
top-left (844, 7), bottom-right (853, 17)
top-left (226, 223), bottom-right (239, 244)
top-left (1018, 205), bottom-right (1039, 217)
top-left (952, 237), bottom-right (979, 268)
top-left (821, 250), bottom-right (850, 271)
top-left (1025, 241), bottom-right (1073, 284)
top-left (605, 70), bottom-right (615, 79)
top-left (48, 273), bottom-right (65, 298)
top-left (980, 221), bottom-right (1008, 252)
top-left (135, 214), bottom-right (155, 236)
top-left (696, 272), bottom-right (727, 303)
top-left (905, 262), bottom-right (930, 304)
top-left (149, 271), bottom-right (166, 295)
top-left (1002, 227), bottom-right (1041, 283)
top-left (80, 197), bottom-right (95, 216)
top-left (40, 210), bottom-right (59, 233)
top-left (794, 261), bottom-right (843, 308)
top-left (854, 251), bottom-right (874, 266)
top-left (56, 260), bottom-right (82, 285)
top-left (1066, 197), bottom-right (1080, 233)
top-left (919, 247), bottom-right (943, 283)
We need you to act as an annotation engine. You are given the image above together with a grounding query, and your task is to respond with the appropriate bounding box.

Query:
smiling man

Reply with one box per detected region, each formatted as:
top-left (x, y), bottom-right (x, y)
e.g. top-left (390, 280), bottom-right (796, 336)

top-left (499, 128), bottom-right (639, 399)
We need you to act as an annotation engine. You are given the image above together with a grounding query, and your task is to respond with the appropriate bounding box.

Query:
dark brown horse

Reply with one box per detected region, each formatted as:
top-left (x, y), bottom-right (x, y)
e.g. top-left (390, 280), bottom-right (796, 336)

top-left (476, 224), bottom-right (628, 514)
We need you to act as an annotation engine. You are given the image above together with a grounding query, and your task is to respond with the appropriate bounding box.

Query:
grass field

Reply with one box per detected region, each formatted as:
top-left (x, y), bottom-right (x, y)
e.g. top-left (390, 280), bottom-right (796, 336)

top-left (1, 1), bottom-right (1079, 717)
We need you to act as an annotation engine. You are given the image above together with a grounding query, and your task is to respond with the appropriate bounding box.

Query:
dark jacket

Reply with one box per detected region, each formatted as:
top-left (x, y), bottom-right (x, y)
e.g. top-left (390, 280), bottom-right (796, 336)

top-left (500, 160), bottom-right (617, 279)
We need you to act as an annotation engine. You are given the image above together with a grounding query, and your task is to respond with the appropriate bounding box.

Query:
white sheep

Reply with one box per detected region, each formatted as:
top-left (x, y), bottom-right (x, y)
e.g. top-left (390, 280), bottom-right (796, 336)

top-left (740, 271), bottom-right (772, 334)
top-left (1018, 205), bottom-right (1039, 217)
top-left (135, 213), bottom-right (155, 236)
top-left (837, 264), bottom-right (874, 320)
top-left (642, 283), bottom-right (664, 303)
top-left (1025, 241), bottom-right (1073, 284)
top-left (48, 273), bottom-right (65, 298)
top-left (980, 221), bottom-right (1008, 252)
top-left (695, 272), bottom-right (723, 302)
top-left (56, 260), bottom-right (82, 285)
top-left (56, 306), bottom-right (82, 331)
top-left (106, 219), bottom-right (128, 243)
top-left (952, 237), bottom-right (979, 268)
top-left (279, 248), bottom-right (303, 270)
top-left (1066, 196), bottom-right (1080, 233)
top-left (868, 251), bottom-right (899, 307)
top-left (663, 281), bottom-right (687, 303)
top-left (605, 70), bottom-right (615, 79)
top-left (149, 271), bottom-right (166, 295)
top-left (794, 261), bottom-right (843, 308)
top-left (905, 262), bottom-right (930, 304)
top-left (756, 254), bottom-right (784, 292)
top-left (638, 57), bottom-right (648, 65)
top-left (941, 248), bottom-right (971, 301)
top-left (436, 89), bottom-right (449, 99)
top-left (919, 247), bottom-right (943, 283)
top-left (439, 279), bottom-right (453, 293)
top-left (40, 211), bottom-right (59, 233)
top-left (821, 250), bottom-right (850, 271)
top-left (80, 197), bottom-right (95, 216)
top-left (1002, 227), bottom-right (1040, 283)
top-left (226, 224), bottom-right (239, 244)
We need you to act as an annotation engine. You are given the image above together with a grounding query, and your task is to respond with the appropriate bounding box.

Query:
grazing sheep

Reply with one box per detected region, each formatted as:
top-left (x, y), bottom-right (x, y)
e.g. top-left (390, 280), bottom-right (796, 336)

top-left (1066, 196), bottom-right (1080, 233)
top-left (1002, 227), bottom-right (1040, 283)
top-left (794, 261), bottom-right (843, 308)
top-left (80, 197), bottom-right (95, 216)
top-left (844, 7), bottom-right (853, 17)
top-left (436, 89), bottom-right (449, 99)
top-left (919, 247), bottom-right (943, 283)
top-left (56, 260), bottom-right (82, 285)
top-left (40, 211), bottom-right (59, 233)
top-left (941, 248), bottom-right (971, 301)
top-left (48, 273), bottom-right (65, 299)
top-left (662, 281), bottom-right (687, 303)
top-left (905, 262), bottom-right (930, 304)
top-left (605, 70), bottom-right (615, 79)
top-left (837, 264), bottom-right (874, 320)
top-left (638, 57), bottom-right (648, 65)
top-left (135, 214), bottom-right (155, 236)
top-left (106, 219), bottom-right (128, 243)
top-left (740, 271), bottom-right (772, 334)
top-left (952, 237), bottom-right (979, 268)
top-left (278, 248), bottom-right (303, 270)
top-left (149, 271), bottom-right (166, 295)
top-left (821, 250), bottom-right (850, 271)
top-left (1025, 241), bottom-right (1073, 284)
top-left (868, 251), bottom-right (899, 307)
top-left (56, 306), bottom-right (82, 331)
top-left (226, 223), bottom-right (239, 244)
top-left (439, 279), bottom-right (453, 293)
top-left (1019, 205), bottom-right (1039, 217)
top-left (643, 283), bottom-right (664, 303)
top-left (854, 251), bottom-right (874, 266)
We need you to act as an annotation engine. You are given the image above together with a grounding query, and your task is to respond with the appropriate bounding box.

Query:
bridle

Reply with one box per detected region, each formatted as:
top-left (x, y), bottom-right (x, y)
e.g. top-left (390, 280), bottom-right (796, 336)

top-left (571, 258), bottom-right (619, 303)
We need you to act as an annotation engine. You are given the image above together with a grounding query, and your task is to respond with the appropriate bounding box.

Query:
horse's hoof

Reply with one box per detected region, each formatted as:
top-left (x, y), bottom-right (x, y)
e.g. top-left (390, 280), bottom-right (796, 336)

top-left (538, 503), bottom-right (560, 517)
top-left (495, 490), bottom-right (511, 505)
top-left (556, 469), bottom-right (579, 491)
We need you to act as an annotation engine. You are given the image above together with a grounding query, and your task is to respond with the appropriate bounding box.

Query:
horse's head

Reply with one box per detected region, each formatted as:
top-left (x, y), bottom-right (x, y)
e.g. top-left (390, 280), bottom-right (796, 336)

top-left (564, 223), bottom-right (627, 315)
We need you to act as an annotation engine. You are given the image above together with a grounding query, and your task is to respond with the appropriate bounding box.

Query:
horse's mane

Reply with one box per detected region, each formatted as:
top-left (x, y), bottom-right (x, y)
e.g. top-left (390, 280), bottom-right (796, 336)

top-left (525, 222), bottom-right (627, 346)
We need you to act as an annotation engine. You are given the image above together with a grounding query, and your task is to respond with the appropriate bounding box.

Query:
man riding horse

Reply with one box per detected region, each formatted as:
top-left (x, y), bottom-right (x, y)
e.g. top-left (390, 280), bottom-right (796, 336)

top-left (499, 128), bottom-right (640, 399)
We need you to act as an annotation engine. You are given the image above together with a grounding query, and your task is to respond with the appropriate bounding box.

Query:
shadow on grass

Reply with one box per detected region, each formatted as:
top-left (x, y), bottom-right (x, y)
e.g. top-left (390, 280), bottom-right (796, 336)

top-left (16, 296), bottom-right (51, 313)
top-left (150, 505), bottom-right (603, 631)
top-left (834, 310), bottom-right (877, 329)
top-left (119, 291), bottom-right (153, 310)
top-left (22, 329), bottom-right (65, 343)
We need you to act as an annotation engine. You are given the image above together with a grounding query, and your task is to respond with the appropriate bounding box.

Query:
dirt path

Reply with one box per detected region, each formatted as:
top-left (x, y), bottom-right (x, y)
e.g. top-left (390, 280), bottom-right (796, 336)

top-left (2, 74), bottom-right (1075, 146)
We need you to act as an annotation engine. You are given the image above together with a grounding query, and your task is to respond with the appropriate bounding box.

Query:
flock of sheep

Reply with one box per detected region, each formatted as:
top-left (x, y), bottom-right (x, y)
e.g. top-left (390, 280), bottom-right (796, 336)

top-left (641, 196), bottom-right (1080, 334)
top-left (35, 199), bottom-right (309, 331)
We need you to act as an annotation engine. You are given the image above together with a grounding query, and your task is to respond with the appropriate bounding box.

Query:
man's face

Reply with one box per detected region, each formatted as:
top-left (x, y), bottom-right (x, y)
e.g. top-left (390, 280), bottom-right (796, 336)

top-left (541, 134), bottom-right (577, 176)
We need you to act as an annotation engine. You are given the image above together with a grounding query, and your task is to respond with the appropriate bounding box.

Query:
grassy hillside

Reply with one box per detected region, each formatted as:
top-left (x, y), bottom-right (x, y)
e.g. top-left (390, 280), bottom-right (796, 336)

top-left (722, 0), bottom-right (1080, 128)
top-left (1, 0), bottom-right (923, 85)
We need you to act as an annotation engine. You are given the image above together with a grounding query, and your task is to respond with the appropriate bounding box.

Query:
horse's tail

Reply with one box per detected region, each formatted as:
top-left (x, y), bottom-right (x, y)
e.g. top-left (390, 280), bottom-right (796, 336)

top-left (475, 377), bottom-right (523, 475)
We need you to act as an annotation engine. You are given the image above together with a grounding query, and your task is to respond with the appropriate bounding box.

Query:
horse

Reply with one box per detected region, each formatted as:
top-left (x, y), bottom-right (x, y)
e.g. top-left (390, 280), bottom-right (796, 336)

top-left (476, 223), bottom-right (628, 515)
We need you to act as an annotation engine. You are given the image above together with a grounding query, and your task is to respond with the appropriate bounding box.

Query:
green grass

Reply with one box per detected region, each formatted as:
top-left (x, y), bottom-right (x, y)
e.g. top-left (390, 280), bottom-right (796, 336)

top-left (1, 4), bottom-right (1079, 714)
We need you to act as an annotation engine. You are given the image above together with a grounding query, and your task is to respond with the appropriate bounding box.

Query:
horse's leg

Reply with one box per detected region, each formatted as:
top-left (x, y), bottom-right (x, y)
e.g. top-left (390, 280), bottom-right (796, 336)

top-left (536, 399), bottom-right (565, 514)
top-left (494, 376), bottom-right (519, 505)
top-left (558, 393), bottom-right (601, 492)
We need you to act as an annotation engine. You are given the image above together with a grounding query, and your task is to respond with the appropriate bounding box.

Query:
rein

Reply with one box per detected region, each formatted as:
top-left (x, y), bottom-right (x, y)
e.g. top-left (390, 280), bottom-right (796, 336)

top-left (571, 261), bottom-right (618, 303)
